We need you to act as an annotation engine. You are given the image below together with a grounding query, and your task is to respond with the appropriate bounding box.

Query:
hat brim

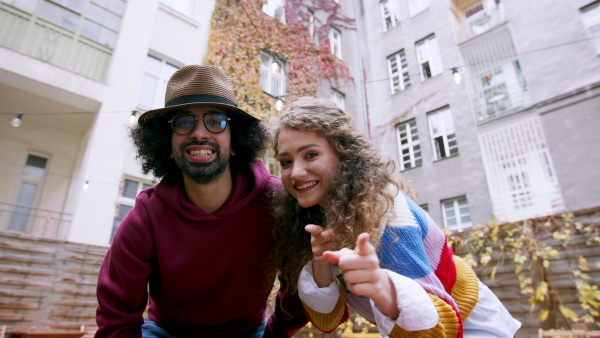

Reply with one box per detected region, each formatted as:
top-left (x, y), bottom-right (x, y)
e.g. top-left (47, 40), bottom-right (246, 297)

top-left (138, 102), bottom-right (258, 125)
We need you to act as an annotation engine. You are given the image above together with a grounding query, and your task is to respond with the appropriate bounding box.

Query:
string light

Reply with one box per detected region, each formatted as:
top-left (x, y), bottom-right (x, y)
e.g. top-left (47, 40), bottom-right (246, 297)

top-left (11, 112), bottom-right (23, 127)
top-left (83, 181), bottom-right (89, 190)
top-left (130, 110), bottom-right (137, 124)
top-left (275, 98), bottom-right (283, 112)
top-left (452, 67), bottom-right (462, 84)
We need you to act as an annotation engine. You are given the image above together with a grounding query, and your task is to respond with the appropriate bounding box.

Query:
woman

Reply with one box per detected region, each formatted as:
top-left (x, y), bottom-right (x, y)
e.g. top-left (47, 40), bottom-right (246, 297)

top-left (271, 97), bottom-right (520, 337)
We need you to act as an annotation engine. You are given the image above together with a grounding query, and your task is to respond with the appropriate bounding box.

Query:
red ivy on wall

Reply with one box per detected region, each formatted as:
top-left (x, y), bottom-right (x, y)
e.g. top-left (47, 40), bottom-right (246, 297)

top-left (205, 0), bottom-right (355, 120)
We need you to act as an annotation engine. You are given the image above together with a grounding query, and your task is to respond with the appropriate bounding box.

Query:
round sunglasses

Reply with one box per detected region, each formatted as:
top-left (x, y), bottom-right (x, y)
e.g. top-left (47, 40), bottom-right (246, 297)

top-left (168, 112), bottom-right (231, 135)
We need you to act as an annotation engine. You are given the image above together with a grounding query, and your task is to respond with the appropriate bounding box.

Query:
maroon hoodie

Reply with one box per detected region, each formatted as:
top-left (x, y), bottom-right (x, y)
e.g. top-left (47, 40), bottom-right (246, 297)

top-left (96, 160), bottom-right (306, 337)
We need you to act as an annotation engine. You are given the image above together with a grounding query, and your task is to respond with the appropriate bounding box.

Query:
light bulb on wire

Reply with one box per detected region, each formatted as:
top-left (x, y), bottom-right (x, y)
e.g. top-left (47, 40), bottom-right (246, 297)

top-left (83, 181), bottom-right (89, 190)
top-left (451, 67), bottom-right (462, 85)
top-left (11, 112), bottom-right (23, 127)
top-left (130, 110), bottom-right (137, 124)
top-left (275, 98), bottom-right (283, 112)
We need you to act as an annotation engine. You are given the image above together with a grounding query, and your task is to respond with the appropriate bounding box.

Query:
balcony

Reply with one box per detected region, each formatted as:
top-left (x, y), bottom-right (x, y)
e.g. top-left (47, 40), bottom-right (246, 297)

top-left (451, 0), bottom-right (506, 44)
top-left (460, 27), bottom-right (529, 122)
top-left (0, 3), bottom-right (113, 82)
top-left (0, 201), bottom-right (72, 240)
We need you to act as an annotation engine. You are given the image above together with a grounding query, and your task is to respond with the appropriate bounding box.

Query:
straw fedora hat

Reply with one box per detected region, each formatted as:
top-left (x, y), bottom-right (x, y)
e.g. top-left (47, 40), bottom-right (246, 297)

top-left (138, 65), bottom-right (257, 124)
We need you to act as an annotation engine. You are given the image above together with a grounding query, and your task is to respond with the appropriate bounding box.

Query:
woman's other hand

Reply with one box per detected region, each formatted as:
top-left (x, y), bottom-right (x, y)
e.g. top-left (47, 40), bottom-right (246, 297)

top-left (305, 224), bottom-right (335, 287)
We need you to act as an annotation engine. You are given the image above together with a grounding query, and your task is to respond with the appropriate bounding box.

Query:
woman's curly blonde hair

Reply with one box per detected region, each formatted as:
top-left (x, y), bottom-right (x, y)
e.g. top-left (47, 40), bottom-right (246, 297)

top-left (270, 97), bottom-right (414, 311)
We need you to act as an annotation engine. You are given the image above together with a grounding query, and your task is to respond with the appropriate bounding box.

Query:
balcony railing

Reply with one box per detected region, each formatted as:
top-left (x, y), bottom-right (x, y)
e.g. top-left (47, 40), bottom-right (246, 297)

top-left (0, 201), bottom-right (72, 240)
top-left (0, 3), bottom-right (112, 81)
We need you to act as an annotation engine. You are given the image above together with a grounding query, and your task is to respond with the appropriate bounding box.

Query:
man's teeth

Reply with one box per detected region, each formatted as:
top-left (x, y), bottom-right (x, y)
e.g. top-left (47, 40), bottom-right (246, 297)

top-left (189, 149), bottom-right (213, 157)
top-left (296, 182), bottom-right (316, 190)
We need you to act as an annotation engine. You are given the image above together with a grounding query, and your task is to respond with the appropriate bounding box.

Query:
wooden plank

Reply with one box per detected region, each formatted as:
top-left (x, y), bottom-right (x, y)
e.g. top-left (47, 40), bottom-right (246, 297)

top-left (0, 300), bottom-right (39, 309)
top-left (0, 278), bottom-right (51, 288)
top-left (0, 265), bottom-right (56, 276)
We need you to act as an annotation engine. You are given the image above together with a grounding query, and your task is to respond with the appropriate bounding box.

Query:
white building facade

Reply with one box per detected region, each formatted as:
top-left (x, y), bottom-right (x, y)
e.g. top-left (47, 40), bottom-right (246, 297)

top-left (0, 0), bottom-right (215, 246)
top-left (354, 0), bottom-right (600, 231)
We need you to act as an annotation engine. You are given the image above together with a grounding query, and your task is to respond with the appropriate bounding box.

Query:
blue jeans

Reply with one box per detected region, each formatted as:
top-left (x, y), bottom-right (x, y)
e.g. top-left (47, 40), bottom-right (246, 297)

top-left (142, 317), bottom-right (267, 338)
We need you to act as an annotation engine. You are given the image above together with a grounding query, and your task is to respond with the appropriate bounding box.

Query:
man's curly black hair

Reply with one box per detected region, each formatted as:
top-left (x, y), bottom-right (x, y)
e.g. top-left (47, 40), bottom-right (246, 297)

top-left (131, 109), bottom-right (268, 180)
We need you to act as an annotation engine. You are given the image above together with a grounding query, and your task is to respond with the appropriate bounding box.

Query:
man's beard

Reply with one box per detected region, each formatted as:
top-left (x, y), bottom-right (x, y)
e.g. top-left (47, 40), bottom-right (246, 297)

top-left (173, 140), bottom-right (230, 184)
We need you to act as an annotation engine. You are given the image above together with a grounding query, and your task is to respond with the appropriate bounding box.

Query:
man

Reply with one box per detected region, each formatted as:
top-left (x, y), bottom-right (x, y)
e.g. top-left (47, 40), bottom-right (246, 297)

top-left (96, 65), bottom-right (307, 337)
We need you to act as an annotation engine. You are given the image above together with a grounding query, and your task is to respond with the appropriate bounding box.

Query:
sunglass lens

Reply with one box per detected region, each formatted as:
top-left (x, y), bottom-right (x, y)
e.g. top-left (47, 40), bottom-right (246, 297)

top-left (204, 113), bottom-right (228, 133)
top-left (172, 114), bottom-right (195, 134)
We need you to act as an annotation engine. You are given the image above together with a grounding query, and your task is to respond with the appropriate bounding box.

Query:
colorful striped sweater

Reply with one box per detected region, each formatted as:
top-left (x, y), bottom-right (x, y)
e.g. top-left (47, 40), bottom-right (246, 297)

top-left (299, 190), bottom-right (480, 338)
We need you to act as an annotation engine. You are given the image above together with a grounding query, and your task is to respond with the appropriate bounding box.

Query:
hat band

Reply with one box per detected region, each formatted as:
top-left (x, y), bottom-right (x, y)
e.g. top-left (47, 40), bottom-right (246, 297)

top-left (165, 94), bottom-right (237, 108)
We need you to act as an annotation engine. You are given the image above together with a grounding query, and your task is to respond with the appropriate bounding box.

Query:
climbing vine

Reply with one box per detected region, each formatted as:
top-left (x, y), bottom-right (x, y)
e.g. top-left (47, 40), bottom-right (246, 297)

top-left (205, 0), bottom-right (354, 121)
top-left (447, 212), bottom-right (600, 331)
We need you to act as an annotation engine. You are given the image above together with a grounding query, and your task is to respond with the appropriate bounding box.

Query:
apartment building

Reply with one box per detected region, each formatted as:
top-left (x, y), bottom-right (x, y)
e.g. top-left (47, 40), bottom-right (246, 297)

top-left (1, 0), bottom-right (598, 246)
top-left (0, 0), bottom-right (216, 246)
top-left (352, 0), bottom-right (600, 231)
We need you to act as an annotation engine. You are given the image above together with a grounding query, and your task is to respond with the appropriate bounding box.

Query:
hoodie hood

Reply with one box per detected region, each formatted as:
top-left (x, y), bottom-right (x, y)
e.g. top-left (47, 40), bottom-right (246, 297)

top-left (152, 159), bottom-right (277, 222)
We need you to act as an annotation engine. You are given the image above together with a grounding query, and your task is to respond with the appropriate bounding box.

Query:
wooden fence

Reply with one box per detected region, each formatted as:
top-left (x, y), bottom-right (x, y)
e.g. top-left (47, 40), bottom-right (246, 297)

top-left (0, 208), bottom-right (598, 337)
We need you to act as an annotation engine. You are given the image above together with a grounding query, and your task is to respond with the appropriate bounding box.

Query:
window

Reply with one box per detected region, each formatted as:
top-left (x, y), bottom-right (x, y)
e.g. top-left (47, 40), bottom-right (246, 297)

top-left (14, 0), bottom-right (127, 49)
top-left (260, 52), bottom-right (287, 97)
top-left (110, 178), bottom-right (154, 243)
top-left (581, 1), bottom-right (600, 54)
top-left (396, 120), bottom-right (422, 170)
top-left (329, 27), bottom-right (342, 59)
top-left (407, 0), bottom-right (429, 17)
top-left (428, 107), bottom-right (458, 160)
top-left (262, 0), bottom-right (285, 23)
top-left (159, 0), bottom-right (193, 16)
top-left (8, 154), bottom-right (49, 233)
top-left (419, 204), bottom-right (429, 212)
top-left (416, 35), bottom-right (442, 81)
top-left (479, 117), bottom-right (565, 222)
top-left (387, 49), bottom-right (411, 94)
top-left (330, 89), bottom-right (345, 110)
top-left (461, 28), bottom-right (528, 121)
top-left (441, 196), bottom-right (472, 233)
top-left (138, 55), bottom-right (180, 110)
top-left (380, 0), bottom-right (401, 31)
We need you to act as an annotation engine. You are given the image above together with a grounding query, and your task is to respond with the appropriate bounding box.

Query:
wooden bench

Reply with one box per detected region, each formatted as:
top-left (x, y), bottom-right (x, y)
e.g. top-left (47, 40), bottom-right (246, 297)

top-left (8, 325), bottom-right (85, 338)
top-left (539, 329), bottom-right (600, 338)
top-left (340, 334), bottom-right (381, 338)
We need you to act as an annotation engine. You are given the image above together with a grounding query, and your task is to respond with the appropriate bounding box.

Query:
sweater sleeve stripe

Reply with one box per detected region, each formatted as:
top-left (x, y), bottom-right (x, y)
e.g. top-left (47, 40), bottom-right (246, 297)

top-left (450, 256), bottom-right (479, 322)
top-left (301, 283), bottom-right (349, 334)
top-left (387, 294), bottom-right (460, 338)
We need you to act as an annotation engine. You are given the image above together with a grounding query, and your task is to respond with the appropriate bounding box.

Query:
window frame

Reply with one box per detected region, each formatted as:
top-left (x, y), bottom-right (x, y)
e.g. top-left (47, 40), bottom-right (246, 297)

top-left (395, 119), bottom-right (422, 171)
top-left (159, 0), bottom-right (194, 16)
top-left (441, 196), bottom-right (472, 233)
top-left (7, 152), bottom-right (51, 233)
top-left (329, 26), bottom-right (343, 59)
top-left (407, 0), bottom-right (430, 17)
top-left (259, 52), bottom-right (287, 98)
top-left (16, 0), bottom-right (128, 49)
top-left (415, 35), bottom-right (443, 81)
top-left (137, 54), bottom-right (180, 111)
top-left (110, 177), bottom-right (154, 243)
top-left (380, 0), bottom-right (400, 32)
top-left (427, 107), bottom-right (459, 160)
top-left (387, 49), bottom-right (411, 94)
top-left (581, 1), bottom-right (600, 54)
top-left (330, 88), bottom-right (345, 110)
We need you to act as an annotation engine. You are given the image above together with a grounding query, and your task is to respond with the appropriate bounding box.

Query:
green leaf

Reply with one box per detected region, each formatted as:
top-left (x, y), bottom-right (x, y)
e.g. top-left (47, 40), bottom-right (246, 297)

top-left (536, 309), bottom-right (549, 322)
top-left (559, 305), bottom-right (579, 322)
